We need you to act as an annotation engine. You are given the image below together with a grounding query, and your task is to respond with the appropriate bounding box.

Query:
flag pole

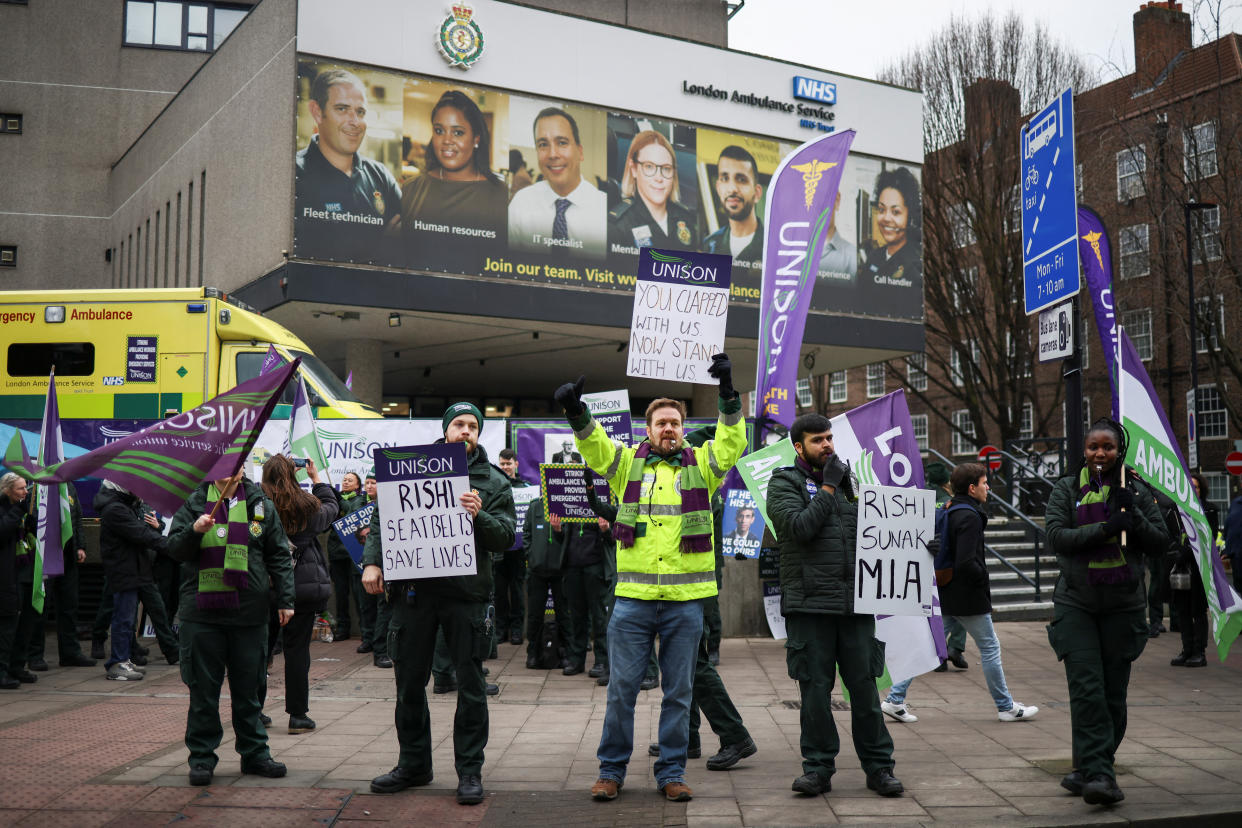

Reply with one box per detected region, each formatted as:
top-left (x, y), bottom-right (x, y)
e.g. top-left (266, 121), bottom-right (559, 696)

top-left (1117, 324), bottom-right (1128, 551)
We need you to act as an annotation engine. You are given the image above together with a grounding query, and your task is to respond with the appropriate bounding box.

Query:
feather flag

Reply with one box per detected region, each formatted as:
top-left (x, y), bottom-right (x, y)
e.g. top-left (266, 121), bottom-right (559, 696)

top-left (31, 370), bottom-right (72, 611)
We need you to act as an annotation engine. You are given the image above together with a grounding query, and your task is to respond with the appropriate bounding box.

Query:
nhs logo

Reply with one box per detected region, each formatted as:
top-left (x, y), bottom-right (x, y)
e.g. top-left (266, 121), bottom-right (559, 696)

top-left (792, 76), bottom-right (836, 105)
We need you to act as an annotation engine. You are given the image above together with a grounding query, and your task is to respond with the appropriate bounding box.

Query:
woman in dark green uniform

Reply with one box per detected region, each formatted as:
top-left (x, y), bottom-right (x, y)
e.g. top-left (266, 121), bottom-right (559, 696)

top-left (607, 130), bottom-right (697, 253)
top-left (1045, 418), bottom-right (1167, 806)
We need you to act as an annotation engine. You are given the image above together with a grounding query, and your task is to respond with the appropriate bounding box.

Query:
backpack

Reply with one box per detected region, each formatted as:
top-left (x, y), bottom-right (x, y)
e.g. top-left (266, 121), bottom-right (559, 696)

top-left (928, 502), bottom-right (975, 586)
top-left (535, 587), bottom-right (563, 669)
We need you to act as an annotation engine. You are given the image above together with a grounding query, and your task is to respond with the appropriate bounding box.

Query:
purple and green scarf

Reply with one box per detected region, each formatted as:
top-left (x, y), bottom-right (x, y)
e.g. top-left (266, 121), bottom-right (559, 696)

top-left (1075, 467), bottom-right (1130, 585)
top-left (612, 442), bottom-right (712, 554)
top-left (195, 485), bottom-right (251, 609)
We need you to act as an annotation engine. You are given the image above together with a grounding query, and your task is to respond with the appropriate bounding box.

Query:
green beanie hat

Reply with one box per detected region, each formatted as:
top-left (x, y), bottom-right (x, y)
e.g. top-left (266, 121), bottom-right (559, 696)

top-left (443, 402), bottom-right (483, 434)
top-left (925, 461), bottom-right (950, 487)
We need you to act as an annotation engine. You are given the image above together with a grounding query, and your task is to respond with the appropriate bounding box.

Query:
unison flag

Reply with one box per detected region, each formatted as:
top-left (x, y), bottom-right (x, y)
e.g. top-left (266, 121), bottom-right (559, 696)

top-left (289, 375), bottom-right (330, 485)
top-left (5, 360), bottom-right (299, 516)
top-left (1077, 206), bottom-right (1120, 416)
top-left (1117, 330), bottom-right (1242, 659)
top-left (754, 129), bottom-right (856, 440)
top-left (31, 371), bottom-right (72, 609)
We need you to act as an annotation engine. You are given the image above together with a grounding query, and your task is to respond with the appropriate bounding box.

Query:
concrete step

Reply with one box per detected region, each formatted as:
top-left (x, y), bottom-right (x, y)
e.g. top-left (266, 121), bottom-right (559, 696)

top-left (991, 601), bottom-right (1054, 621)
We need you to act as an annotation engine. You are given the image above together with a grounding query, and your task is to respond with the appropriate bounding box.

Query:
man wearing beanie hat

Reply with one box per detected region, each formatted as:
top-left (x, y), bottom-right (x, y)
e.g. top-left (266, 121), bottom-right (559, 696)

top-left (922, 461), bottom-right (967, 670)
top-left (362, 402), bottom-right (516, 806)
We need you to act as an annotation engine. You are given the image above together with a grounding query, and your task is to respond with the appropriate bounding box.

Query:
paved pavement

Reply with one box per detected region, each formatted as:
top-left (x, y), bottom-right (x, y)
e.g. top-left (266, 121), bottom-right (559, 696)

top-left (1, 620), bottom-right (1240, 826)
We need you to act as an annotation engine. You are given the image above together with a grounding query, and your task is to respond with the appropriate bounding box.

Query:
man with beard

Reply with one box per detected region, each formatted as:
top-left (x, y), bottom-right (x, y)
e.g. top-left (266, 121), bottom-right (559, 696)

top-left (554, 354), bottom-right (746, 804)
top-left (703, 146), bottom-right (763, 265)
top-left (362, 403), bottom-right (516, 806)
top-left (766, 413), bottom-right (904, 799)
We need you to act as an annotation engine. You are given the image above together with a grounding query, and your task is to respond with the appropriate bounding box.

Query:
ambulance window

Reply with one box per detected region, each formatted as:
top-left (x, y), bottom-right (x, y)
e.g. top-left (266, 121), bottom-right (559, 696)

top-left (8, 343), bottom-right (95, 377)
top-left (235, 351), bottom-right (296, 405)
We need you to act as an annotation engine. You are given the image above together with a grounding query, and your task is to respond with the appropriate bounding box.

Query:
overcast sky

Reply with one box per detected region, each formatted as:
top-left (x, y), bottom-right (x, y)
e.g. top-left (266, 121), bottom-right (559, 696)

top-left (728, 0), bottom-right (1242, 85)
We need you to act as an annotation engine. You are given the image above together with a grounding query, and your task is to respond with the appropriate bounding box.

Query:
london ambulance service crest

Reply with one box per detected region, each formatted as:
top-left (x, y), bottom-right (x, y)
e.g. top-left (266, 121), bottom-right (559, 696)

top-left (438, 3), bottom-right (485, 69)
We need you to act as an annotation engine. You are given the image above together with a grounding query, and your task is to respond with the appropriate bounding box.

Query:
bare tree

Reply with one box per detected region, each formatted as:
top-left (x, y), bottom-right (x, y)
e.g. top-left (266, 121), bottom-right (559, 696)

top-left (876, 11), bottom-right (1096, 453)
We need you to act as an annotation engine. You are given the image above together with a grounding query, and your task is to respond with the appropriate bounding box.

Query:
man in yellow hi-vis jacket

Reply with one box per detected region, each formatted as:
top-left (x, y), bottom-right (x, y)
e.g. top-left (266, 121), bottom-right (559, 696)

top-left (554, 354), bottom-right (746, 804)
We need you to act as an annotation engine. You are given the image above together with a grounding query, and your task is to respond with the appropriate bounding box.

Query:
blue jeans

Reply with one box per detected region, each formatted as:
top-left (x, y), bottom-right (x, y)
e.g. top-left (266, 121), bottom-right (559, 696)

top-left (887, 614), bottom-right (1014, 711)
top-left (597, 597), bottom-right (702, 787)
top-left (107, 589), bottom-right (138, 669)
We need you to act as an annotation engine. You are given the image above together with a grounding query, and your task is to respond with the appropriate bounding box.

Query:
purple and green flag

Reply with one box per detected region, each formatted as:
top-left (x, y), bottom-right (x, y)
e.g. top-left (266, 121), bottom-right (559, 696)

top-left (5, 360), bottom-right (299, 516)
top-left (754, 129), bottom-right (856, 441)
top-left (1116, 330), bottom-right (1242, 659)
top-left (30, 370), bottom-right (73, 609)
top-left (1077, 206), bottom-right (1120, 416)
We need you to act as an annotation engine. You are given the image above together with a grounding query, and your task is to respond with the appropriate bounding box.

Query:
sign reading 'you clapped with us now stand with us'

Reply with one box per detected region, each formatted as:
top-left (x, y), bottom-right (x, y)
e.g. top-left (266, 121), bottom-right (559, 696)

top-left (628, 248), bottom-right (731, 384)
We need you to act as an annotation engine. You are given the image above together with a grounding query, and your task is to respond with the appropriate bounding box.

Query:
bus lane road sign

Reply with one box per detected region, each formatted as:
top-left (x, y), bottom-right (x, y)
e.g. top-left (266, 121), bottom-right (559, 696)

top-left (1021, 87), bottom-right (1081, 315)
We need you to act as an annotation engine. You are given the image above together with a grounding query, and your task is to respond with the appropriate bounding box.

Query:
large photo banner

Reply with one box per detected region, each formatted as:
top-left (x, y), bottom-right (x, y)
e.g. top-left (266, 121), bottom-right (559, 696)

top-left (291, 57), bottom-right (921, 321)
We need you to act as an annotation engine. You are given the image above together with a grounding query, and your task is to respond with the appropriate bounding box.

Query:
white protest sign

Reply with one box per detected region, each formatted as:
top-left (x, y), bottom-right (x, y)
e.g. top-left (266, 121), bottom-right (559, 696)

top-left (763, 581), bottom-right (787, 640)
top-left (373, 442), bottom-right (476, 579)
top-left (627, 248), bottom-right (731, 384)
top-left (581, 389), bottom-right (632, 442)
top-left (854, 484), bottom-right (935, 616)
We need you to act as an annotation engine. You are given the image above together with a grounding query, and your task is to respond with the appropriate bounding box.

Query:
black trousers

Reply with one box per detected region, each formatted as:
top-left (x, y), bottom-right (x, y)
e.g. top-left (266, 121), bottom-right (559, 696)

top-left (1172, 576), bottom-right (1209, 657)
top-left (280, 609), bottom-right (317, 716)
top-left (29, 564), bottom-right (86, 663)
top-left (493, 549), bottom-right (526, 637)
top-left (10, 581), bottom-right (42, 674)
top-left (688, 629), bottom-right (749, 751)
top-left (525, 572), bottom-right (565, 659)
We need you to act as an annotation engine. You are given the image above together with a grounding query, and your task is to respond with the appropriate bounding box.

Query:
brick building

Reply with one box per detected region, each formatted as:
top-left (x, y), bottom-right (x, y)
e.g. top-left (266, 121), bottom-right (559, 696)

top-left (803, 1), bottom-right (1241, 513)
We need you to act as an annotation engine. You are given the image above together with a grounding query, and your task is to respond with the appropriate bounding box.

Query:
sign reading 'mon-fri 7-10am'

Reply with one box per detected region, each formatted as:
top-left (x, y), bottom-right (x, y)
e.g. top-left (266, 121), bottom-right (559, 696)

top-left (628, 248), bottom-right (731, 384)
top-left (1021, 87), bottom-right (1080, 316)
top-left (373, 442), bottom-right (476, 579)
top-left (854, 484), bottom-right (935, 616)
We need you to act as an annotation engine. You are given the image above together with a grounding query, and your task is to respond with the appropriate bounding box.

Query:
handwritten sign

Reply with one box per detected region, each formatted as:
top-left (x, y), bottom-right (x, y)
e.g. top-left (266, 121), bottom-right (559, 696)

top-left (539, 464), bottom-right (608, 523)
top-left (721, 487), bottom-right (763, 559)
top-left (735, 439), bottom-right (797, 539)
top-left (627, 248), bottom-right (731, 384)
top-left (581, 389), bottom-right (632, 442)
top-left (332, 502), bottom-right (376, 572)
top-left (854, 484), bottom-right (935, 616)
top-left (509, 486), bottom-right (541, 550)
top-left (763, 581), bottom-right (786, 640)
top-left (373, 443), bottom-right (475, 579)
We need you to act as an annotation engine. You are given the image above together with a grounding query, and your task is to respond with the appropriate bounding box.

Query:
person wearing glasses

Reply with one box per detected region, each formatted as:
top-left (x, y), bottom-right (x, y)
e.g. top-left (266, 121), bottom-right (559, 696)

top-left (608, 130), bottom-right (698, 253)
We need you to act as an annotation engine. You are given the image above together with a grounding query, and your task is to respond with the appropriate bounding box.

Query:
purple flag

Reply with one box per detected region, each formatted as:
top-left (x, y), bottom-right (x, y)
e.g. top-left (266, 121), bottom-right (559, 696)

top-left (755, 129), bottom-right (856, 439)
top-left (830, 389), bottom-right (926, 489)
top-left (259, 344), bottom-right (287, 377)
top-left (35, 371), bottom-right (70, 579)
top-left (1077, 206), bottom-right (1119, 416)
top-left (345, 371), bottom-right (353, 391)
top-left (5, 361), bottom-right (300, 515)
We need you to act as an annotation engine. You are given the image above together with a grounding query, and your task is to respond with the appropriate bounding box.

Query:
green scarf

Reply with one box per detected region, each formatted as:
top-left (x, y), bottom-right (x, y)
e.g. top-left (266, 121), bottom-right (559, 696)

top-left (613, 442), bottom-right (713, 553)
top-left (195, 485), bottom-right (252, 609)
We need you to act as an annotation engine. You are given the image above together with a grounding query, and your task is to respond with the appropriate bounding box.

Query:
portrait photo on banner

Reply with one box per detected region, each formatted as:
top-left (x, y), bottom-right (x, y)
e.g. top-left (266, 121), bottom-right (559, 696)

top-left (506, 96), bottom-right (608, 261)
top-left (293, 58), bottom-right (405, 267)
top-left (606, 114), bottom-right (700, 257)
top-left (696, 128), bottom-right (783, 301)
top-left (400, 79), bottom-right (510, 272)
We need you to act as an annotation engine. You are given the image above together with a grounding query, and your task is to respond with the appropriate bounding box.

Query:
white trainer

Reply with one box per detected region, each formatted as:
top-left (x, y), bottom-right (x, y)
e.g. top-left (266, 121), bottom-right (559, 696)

top-left (881, 701), bottom-right (918, 723)
top-left (998, 702), bottom-right (1038, 722)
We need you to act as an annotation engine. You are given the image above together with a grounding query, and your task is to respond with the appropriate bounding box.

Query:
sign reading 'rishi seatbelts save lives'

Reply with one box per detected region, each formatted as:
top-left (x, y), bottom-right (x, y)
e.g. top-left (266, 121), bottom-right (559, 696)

top-left (373, 442), bottom-right (476, 579)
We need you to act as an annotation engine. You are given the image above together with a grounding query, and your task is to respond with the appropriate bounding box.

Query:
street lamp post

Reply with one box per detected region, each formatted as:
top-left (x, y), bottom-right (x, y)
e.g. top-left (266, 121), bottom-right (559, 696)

top-left (1185, 200), bottom-right (1216, 472)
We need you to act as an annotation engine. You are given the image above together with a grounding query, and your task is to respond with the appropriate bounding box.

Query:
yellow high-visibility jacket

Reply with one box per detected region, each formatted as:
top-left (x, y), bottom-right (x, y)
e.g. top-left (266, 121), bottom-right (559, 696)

top-left (571, 398), bottom-right (746, 601)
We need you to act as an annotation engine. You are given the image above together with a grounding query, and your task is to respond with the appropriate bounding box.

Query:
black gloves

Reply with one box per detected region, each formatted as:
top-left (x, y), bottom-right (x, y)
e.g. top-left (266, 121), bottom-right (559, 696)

top-left (1103, 509), bottom-right (1133, 537)
top-left (822, 455), bottom-right (849, 489)
top-left (708, 353), bottom-right (735, 398)
top-left (553, 375), bottom-right (586, 418)
top-left (1113, 487), bottom-right (1135, 511)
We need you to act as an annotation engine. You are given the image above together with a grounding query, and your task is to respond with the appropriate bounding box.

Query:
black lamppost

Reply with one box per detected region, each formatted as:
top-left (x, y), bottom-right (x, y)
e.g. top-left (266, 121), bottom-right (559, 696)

top-left (1185, 200), bottom-right (1216, 471)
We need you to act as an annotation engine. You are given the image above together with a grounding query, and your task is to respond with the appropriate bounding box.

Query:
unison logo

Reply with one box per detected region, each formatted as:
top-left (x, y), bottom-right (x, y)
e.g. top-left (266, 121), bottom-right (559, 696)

top-left (649, 251), bottom-right (717, 283)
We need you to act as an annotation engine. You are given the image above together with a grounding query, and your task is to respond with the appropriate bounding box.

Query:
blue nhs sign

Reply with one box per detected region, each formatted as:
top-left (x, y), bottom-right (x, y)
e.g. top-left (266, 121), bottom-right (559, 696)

top-left (792, 76), bottom-right (836, 105)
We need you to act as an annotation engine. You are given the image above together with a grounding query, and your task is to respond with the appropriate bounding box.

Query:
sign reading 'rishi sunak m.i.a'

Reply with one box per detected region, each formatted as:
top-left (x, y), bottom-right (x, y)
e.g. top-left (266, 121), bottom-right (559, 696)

top-left (628, 248), bottom-right (731, 384)
top-left (373, 442), bottom-right (476, 579)
top-left (853, 484), bottom-right (935, 617)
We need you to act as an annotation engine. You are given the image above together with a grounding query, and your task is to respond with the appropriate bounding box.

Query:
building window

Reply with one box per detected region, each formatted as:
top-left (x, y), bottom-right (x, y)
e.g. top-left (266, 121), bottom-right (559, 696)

top-left (1195, 295), bottom-right (1225, 353)
top-left (1184, 122), bottom-right (1218, 181)
top-left (911, 413), bottom-right (928, 451)
top-left (1191, 205), bottom-right (1222, 264)
top-left (906, 353), bottom-right (927, 392)
top-left (795, 377), bottom-right (813, 408)
top-left (1020, 402), bottom-right (1034, 441)
top-left (0, 245), bottom-right (14, 267)
top-left (1120, 308), bottom-right (1153, 361)
top-left (1118, 224), bottom-right (1149, 279)
top-left (0, 113), bottom-right (21, 134)
top-left (952, 266), bottom-right (977, 312)
top-left (123, 1), bottom-right (250, 52)
top-left (951, 410), bottom-right (977, 456)
top-left (1116, 145), bottom-right (1146, 202)
top-left (866, 363), bottom-right (885, 398)
top-left (1196, 385), bottom-right (1227, 439)
top-left (1006, 331), bottom-right (1031, 377)
top-left (1203, 472), bottom-right (1229, 514)
top-left (828, 370), bottom-right (847, 404)
top-left (951, 341), bottom-right (980, 387)
top-left (948, 203), bottom-right (976, 247)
